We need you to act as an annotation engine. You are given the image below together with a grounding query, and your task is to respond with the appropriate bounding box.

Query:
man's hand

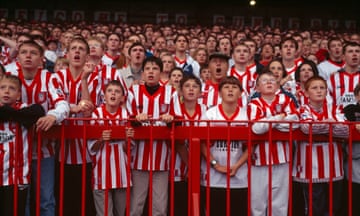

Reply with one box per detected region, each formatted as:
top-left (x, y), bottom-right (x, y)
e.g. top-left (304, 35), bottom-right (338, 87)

top-left (36, 115), bottom-right (57, 131)
top-left (81, 62), bottom-right (96, 81)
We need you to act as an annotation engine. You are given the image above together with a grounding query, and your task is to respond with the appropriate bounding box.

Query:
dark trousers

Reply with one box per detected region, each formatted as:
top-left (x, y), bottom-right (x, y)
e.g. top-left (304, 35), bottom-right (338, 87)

top-left (0, 185), bottom-right (28, 216)
top-left (292, 180), bottom-right (343, 216)
top-left (201, 186), bottom-right (248, 216)
top-left (55, 162), bottom-right (96, 216)
top-left (168, 181), bottom-right (188, 216)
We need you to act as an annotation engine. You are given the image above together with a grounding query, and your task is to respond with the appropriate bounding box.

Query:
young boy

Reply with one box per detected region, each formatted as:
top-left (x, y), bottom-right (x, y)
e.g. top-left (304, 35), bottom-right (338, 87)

top-left (126, 56), bottom-right (175, 216)
top-left (6, 40), bottom-right (69, 216)
top-left (200, 76), bottom-right (249, 215)
top-left (88, 80), bottom-right (134, 216)
top-left (0, 74), bottom-right (45, 216)
top-left (344, 83), bottom-right (360, 215)
top-left (293, 76), bottom-right (348, 216)
top-left (248, 71), bottom-right (299, 216)
top-left (50, 37), bottom-right (99, 216)
top-left (169, 75), bottom-right (207, 216)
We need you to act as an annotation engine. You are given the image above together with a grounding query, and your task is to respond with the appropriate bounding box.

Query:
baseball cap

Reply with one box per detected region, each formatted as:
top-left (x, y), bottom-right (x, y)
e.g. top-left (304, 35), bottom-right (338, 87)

top-left (208, 52), bottom-right (230, 61)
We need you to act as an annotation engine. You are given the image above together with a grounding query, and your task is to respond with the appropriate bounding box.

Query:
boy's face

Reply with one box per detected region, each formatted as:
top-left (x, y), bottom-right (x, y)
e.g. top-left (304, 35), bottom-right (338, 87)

top-left (0, 79), bottom-right (21, 105)
top-left (281, 40), bottom-right (296, 61)
top-left (343, 45), bottom-right (360, 68)
top-left (328, 40), bottom-right (342, 59)
top-left (232, 45), bottom-right (250, 64)
top-left (104, 84), bottom-right (124, 108)
top-left (18, 44), bottom-right (43, 73)
top-left (161, 55), bottom-right (174, 73)
top-left (143, 61), bottom-right (161, 86)
top-left (88, 40), bottom-right (104, 57)
top-left (180, 79), bottom-right (201, 102)
top-left (67, 41), bottom-right (89, 68)
top-left (106, 34), bottom-right (121, 51)
top-left (305, 80), bottom-right (327, 103)
top-left (200, 68), bottom-right (210, 81)
top-left (256, 74), bottom-right (278, 95)
top-left (169, 69), bottom-right (183, 89)
top-left (54, 61), bottom-right (69, 72)
top-left (219, 83), bottom-right (242, 103)
top-left (209, 57), bottom-right (229, 83)
top-left (129, 45), bottom-right (146, 65)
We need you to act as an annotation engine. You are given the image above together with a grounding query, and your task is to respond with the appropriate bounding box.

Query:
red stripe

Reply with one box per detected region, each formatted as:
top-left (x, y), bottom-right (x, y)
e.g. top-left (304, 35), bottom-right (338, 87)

top-left (202, 83), bottom-right (210, 106)
top-left (330, 144), bottom-right (336, 179)
top-left (106, 144), bottom-right (111, 189)
top-left (9, 140), bottom-right (14, 185)
top-left (114, 145), bottom-right (121, 187)
top-left (295, 144), bottom-right (301, 178)
top-left (154, 142), bottom-right (162, 170)
top-left (339, 73), bottom-right (345, 100)
top-left (97, 153), bottom-right (103, 189)
top-left (317, 146), bottom-right (325, 179)
top-left (305, 145), bottom-right (311, 179)
top-left (142, 141), bottom-right (150, 170)
top-left (337, 144), bottom-right (343, 176)
top-left (164, 142), bottom-right (169, 170)
top-left (259, 143), bottom-right (266, 165)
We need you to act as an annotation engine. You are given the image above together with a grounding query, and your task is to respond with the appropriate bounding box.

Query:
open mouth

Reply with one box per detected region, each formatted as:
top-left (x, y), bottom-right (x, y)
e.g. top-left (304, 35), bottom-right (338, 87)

top-left (216, 68), bottom-right (221, 73)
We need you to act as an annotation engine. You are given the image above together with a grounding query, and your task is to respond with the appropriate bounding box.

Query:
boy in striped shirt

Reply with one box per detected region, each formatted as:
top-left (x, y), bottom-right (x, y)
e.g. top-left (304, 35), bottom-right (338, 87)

top-left (248, 71), bottom-right (299, 216)
top-left (88, 80), bottom-right (134, 216)
top-left (126, 56), bottom-right (175, 216)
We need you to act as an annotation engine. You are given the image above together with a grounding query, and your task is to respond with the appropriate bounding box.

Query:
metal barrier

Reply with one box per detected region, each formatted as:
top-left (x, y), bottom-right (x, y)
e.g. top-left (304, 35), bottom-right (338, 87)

top-left (6, 119), bottom-right (360, 216)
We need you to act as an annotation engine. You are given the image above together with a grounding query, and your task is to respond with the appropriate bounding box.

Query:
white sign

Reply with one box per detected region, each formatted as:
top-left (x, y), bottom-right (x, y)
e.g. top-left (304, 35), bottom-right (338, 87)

top-left (114, 12), bottom-right (127, 23)
top-left (175, 14), bottom-right (187, 25)
top-left (15, 9), bottom-right (28, 20)
top-left (54, 10), bottom-right (66, 21)
top-left (72, 11), bottom-right (84, 22)
top-left (94, 11), bottom-right (110, 22)
top-left (34, 9), bottom-right (47, 21)
top-left (156, 13), bottom-right (168, 24)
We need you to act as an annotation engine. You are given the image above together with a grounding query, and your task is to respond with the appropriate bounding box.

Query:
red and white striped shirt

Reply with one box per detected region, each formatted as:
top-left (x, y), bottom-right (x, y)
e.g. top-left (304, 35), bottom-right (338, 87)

top-left (50, 68), bottom-right (100, 164)
top-left (317, 59), bottom-right (345, 81)
top-left (293, 103), bottom-right (347, 183)
top-left (0, 103), bottom-right (31, 186)
top-left (248, 93), bottom-right (299, 166)
top-left (327, 70), bottom-right (360, 112)
top-left (0, 45), bottom-right (11, 66)
top-left (127, 84), bottom-right (175, 171)
top-left (228, 66), bottom-right (256, 99)
top-left (96, 65), bottom-right (128, 105)
top-left (169, 96), bottom-right (208, 181)
top-left (101, 52), bottom-right (120, 67)
top-left (88, 105), bottom-right (132, 190)
top-left (7, 64), bottom-right (67, 159)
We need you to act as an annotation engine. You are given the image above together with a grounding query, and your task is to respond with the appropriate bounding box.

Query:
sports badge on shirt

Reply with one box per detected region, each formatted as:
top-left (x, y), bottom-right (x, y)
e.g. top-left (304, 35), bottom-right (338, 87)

top-left (248, 80), bottom-right (254, 88)
top-left (275, 104), bottom-right (282, 114)
top-left (36, 92), bottom-right (47, 104)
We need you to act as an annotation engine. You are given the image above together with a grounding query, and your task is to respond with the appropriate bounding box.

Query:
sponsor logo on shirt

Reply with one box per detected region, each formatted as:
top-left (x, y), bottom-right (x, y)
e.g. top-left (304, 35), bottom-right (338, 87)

top-left (0, 131), bottom-right (15, 143)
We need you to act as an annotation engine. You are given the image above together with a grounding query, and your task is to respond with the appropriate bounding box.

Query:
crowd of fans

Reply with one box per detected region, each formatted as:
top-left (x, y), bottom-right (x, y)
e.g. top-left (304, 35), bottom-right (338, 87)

top-left (0, 17), bottom-right (360, 216)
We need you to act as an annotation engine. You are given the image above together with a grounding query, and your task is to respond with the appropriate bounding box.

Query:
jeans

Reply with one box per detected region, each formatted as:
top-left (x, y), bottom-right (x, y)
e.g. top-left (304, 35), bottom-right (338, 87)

top-left (26, 157), bottom-right (56, 216)
top-left (300, 181), bottom-right (343, 216)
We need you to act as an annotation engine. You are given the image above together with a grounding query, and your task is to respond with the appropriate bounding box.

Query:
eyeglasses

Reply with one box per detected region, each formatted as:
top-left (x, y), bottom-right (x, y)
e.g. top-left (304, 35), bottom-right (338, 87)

top-left (258, 79), bottom-right (277, 84)
top-left (89, 44), bottom-right (101, 48)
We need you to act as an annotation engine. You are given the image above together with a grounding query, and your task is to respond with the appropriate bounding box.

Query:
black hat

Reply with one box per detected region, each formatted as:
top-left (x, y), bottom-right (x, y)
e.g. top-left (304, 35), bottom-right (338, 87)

top-left (209, 52), bottom-right (230, 61)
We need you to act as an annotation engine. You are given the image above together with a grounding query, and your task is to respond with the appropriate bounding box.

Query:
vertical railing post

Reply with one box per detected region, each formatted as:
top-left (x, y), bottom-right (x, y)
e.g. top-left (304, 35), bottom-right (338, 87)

top-left (190, 137), bottom-right (201, 216)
